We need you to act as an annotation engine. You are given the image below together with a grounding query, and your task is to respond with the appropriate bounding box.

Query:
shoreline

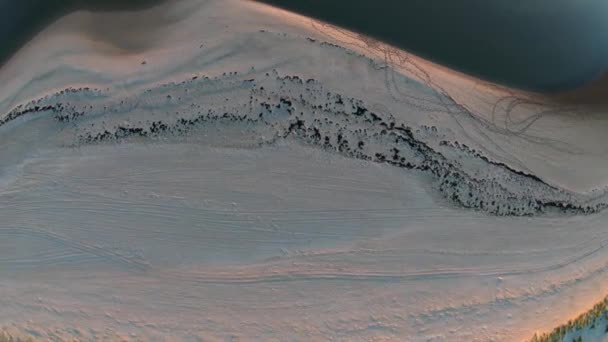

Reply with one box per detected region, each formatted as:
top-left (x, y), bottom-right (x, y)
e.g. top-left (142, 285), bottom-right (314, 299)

top-left (253, 0), bottom-right (608, 93)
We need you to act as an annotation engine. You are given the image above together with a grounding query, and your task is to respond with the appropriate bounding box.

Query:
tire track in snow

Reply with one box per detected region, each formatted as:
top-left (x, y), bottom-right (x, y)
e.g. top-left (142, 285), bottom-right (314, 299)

top-left (154, 238), bottom-right (608, 285)
top-left (0, 228), bottom-right (150, 271)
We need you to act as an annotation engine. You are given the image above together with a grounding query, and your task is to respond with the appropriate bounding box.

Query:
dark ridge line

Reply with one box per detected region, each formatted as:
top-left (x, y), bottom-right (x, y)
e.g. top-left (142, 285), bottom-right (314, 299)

top-left (86, 84), bottom-right (580, 215)
top-left (439, 140), bottom-right (557, 190)
top-left (0, 104), bottom-right (61, 126)
top-left (3, 75), bottom-right (605, 217)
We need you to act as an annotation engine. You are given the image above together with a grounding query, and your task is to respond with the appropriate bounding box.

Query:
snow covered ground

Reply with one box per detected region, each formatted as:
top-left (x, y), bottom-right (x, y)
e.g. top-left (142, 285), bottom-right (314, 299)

top-left (1, 0), bottom-right (608, 340)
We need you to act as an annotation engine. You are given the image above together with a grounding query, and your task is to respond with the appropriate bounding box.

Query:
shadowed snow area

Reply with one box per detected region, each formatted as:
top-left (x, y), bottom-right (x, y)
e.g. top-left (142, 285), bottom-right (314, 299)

top-left (0, 0), bottom-right (170, 68)
top-left (1, 0), bottom-right (608, 341)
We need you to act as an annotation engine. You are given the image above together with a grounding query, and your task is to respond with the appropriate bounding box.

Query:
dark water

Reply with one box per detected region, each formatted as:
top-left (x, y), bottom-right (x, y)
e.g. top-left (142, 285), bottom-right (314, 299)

top-left (256, 0), bottom-right (608, 92)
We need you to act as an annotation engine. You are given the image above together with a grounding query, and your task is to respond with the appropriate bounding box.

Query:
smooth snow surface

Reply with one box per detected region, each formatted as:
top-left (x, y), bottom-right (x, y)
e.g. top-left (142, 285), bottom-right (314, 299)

top-left (2, 0), bottom-right (608, 341)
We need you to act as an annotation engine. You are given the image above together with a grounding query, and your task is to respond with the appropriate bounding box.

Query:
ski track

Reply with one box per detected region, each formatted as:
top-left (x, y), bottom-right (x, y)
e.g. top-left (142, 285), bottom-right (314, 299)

top-left (1, 0), bottom-right (608, 341)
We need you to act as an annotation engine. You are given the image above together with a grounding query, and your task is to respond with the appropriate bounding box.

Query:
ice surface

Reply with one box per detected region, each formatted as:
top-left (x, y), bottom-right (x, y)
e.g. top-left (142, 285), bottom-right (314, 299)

top-left (1, 0), bottom-right (608, 341)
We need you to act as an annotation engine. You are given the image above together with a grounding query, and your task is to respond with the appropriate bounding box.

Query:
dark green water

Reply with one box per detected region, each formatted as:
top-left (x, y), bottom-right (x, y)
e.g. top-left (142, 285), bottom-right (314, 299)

top-left (256, 0), bottom-right (608, 92)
